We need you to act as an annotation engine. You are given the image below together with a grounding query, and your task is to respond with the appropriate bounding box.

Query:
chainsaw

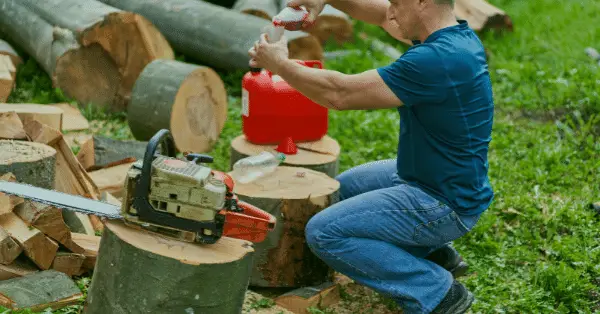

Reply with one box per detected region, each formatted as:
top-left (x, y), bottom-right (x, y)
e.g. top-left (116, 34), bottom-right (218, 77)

top-left (0, 129), bottom-right (276, 244)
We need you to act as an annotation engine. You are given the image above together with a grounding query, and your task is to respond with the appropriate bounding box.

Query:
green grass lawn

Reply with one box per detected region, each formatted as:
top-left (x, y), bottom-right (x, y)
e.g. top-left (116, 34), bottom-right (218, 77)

top-left (2, 0), bottom-right (600, 313)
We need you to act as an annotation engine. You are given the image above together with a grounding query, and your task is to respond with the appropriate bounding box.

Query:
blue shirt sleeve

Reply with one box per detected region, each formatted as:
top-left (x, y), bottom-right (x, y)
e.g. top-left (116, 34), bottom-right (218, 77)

top-left (376, 45), bottom-right (448, 107)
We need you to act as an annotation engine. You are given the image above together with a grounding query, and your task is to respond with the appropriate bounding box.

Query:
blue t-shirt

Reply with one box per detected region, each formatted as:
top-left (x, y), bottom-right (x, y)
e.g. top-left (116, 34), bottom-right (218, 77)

top-left (377, 20), bottom-right (494, 216)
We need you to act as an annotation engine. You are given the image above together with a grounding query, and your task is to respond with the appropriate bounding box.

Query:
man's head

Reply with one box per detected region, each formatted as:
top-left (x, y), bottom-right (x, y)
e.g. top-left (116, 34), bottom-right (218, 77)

top-left (387, 0), bottom-right (456, 41)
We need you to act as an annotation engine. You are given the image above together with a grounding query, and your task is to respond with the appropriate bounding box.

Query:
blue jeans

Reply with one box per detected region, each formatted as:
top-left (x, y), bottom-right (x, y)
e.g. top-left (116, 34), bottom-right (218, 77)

top-left (305, 159), bottom-right (482, 314)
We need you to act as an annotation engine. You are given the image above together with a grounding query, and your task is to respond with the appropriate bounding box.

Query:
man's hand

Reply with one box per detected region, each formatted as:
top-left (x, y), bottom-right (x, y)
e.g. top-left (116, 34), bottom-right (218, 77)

top-left (248, 33), bottom-right (290, 73)
top-left (285, 0), bottom-right (326, 29)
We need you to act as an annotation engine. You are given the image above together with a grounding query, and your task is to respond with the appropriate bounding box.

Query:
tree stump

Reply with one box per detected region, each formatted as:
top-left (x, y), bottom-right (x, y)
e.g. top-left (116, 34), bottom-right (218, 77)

top-left (84, 220), bottom-right (255, 314)
top-left (230, 166), bottom-right (340, 288)
top-left (230, 135), bottom-right (340, 178)
top-left (0, 140), bottom-right (56, 189)
top-left (127, 59), bottom-right (228, 154)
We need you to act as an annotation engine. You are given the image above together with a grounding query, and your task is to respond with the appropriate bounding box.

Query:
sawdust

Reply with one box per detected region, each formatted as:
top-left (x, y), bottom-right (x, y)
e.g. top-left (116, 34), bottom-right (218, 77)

top-left (0, 140), bottom-right (56, 164)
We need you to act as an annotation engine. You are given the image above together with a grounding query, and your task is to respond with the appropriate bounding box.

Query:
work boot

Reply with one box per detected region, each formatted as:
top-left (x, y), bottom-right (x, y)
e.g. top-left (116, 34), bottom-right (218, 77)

top-left (425, 244), bottom-right (469, 278)
top-left (430, 280), bottom-right (474, 314)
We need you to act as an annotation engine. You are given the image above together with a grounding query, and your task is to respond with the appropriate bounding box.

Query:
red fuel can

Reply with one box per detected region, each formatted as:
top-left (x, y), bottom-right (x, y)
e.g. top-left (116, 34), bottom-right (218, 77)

top-left (241, 60), bottom-right (328, 145)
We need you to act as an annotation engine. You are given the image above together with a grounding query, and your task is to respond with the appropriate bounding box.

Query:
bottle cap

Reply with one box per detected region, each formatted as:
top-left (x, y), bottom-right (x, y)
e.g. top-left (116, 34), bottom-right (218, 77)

top-left (276, 136), bottom-right (297, 155)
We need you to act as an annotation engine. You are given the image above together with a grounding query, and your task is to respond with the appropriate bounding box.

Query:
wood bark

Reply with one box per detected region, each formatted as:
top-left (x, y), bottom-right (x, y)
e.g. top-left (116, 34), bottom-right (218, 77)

top-left (96, 0), bottom-right (323, 70)
top-left (77, 135), bottom-right (147, 171)
top-left (230, 135), bottom-right (340, 178)
top-left (84, 220), bottom-right (255, 314)
top-left (0, 103), bottom-right (64, 131)
top-left (0, 0), bottom-right (175, 112)
top-left (0, 140), bottom-right (57, 189)
top-left (0, 213), bottom-right (59, 270)
top-left (0, 256), bottom-right (39, 281)
top-left (231, 166), bottom-right (339, 287)
top-left (455, 0), bottom-right (514, 32)
top-left (233, 0), bottom-right (279, 20)
top-left (13, 201), bottom-right (86, 254)
top-left (0, 270), bottom-right (83, 311)
top-left (127, 59), bottom-right (228, 153)
top-left (0, 39), bottom-right (22, 67)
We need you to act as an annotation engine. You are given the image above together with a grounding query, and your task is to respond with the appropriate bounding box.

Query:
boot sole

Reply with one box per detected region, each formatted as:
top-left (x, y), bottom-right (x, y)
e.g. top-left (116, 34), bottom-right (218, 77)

top-left (445, 290), bottom-right (475, 314)
top-left (450, 261), bottom-right (469, 278)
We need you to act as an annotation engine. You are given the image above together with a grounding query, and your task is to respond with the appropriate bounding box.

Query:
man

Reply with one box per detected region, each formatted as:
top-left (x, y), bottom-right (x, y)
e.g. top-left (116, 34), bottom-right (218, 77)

top-left (248, 0), bottom-right (494, 313)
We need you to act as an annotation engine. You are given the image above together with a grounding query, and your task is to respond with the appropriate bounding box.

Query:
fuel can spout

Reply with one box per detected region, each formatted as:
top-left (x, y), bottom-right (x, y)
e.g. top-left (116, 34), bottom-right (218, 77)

top-left (268, 6), bottom-right (309, 42)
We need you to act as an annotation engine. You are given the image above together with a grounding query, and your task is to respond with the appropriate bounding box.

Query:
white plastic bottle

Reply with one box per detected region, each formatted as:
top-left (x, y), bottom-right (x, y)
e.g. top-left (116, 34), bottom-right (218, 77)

top-left (230, 151), bottom-right (286, 184)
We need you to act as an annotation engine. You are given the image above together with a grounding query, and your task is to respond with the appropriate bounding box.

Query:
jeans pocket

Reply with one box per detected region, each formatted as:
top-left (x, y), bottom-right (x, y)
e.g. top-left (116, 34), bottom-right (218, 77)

top-left (413, 211), bottom-right (470, 247)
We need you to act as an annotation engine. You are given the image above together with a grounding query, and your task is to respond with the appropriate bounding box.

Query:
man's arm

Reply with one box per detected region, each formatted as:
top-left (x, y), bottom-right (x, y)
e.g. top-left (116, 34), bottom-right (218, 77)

top-left (274, 58), bottom-right (402, 111)
top-left (324, 0), bottom-right (406, 41)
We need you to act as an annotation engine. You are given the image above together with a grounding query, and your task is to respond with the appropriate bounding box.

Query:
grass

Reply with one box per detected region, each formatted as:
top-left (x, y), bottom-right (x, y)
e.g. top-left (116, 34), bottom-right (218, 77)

top-left (2, 0), bottom-right (599, 313)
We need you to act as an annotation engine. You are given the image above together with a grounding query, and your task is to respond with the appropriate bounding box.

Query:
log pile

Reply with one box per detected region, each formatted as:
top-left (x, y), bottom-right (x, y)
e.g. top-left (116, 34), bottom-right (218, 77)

top-left (0, 40), bottom-right (20, 102)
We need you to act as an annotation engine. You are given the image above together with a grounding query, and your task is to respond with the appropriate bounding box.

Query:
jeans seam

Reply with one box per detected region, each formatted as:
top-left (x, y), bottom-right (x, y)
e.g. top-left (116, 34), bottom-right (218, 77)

top-left (413, 211), bottom-right (459, 243)
top-left (308, 239), bottom-right (424, 313)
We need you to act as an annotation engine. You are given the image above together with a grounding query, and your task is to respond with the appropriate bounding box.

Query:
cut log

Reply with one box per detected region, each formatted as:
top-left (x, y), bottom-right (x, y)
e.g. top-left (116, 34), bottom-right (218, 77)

top-left (243, 290), bottom-right (294, 313)
top-left (454, 0), bottom-right (514, 32)
top-left (0, 103), bottom-right (64, 131)
top-left (84, 220), bottom-right (255, 314)
top-left (0, 213), bottom-right (59, 270)
top-left (233, 0), bottom-right (279, 20)
top-left (51, 252), bottom-right (86, 277)
top-left (0, 173), bottom-right (24, 216)
top-left (127, 59), bottom-right (228, 153)
top-left (0, 270), bottom-right (83, 311)
top-left (49, 103), bottom-right (89, 132)
top-left (0, 227), bottom-right (22, 265)
top-left (0, 55), bottom-right (15, 102)
top-left (230, 166), bottom-right (339, 287)
top-left (96, 0), bottom-right (323, 70)
top-left (0, 39), bottom-right (22, 67)
top-left (77, 135), bottom-right (147, 171)
top-left (71, 233), bottom-right (100, 272)
top-left (230, 135), bottom-right (340, 178)
top-left (13, 201), bottom-right (86, 254)
top-left (0, 111), bottom-right (27, 140)
top-left (0, 0), bottom-right (174, 112)
top-left (0, 140), bottom-right (57, 189)
top-left (308, 4), bottom-right (353, 45)
top-left (0, 256), bottom-right (39, 281)
top-left (274, 281), bottom-right (341, 313)
top-left (89, 162), bottom-right (135, 199)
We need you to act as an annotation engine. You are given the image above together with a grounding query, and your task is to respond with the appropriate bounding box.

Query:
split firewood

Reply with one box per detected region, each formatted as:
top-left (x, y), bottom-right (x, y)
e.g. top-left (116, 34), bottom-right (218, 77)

top-left (0, 140), bottom-right (57, 189)
top-left (274, 281), bottom-right (341, 313)
top-left (13, 201), bottom-right (85, 254)
top-left (50, 252), bottom-right (86, 277)
top-left (101, 191), bottom-right (122, 207)
top-left (49, 103), bottom-right (89, 132)
top-left (0, 103), bottom-right (64, 131)
top-left (0, 227), bottom-right (22, 265)
top-left (0, 0), bottom-right (174, 112)
top-left (77, 135), bottom-right (147, 171)
top-left (0, 213), bottom-right (59, 270)
top-left (0, 39), bottom-right (22, 68)
top-left (128, 59), bottom-right (228, 153)
top-left (454, 0), bottom-right (514, 33)
top-left (89, 161), bottom-right (136, 199)
top-left (22, 119), bottom-right (102, 234)
top-left (0, 55), bottom-right (15, 102)
top-left (0, 173), bottom-right (24, 215)
top-left (0, 111), bottom-right (27, 140)
top-left (71, 233), bottom-right (100, 272)
top-left (0, 270), bottom-right (83, 311)
top-left (97, 0), bottom-right (323, 70)
top-left (0, 256), bottom-right (39, 281)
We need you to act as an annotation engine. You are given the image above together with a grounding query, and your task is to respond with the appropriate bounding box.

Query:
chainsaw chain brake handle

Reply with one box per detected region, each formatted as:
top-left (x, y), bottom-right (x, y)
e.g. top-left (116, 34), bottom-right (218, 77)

top-left (221, 198), bottom-right (276, 243)
top-left (132, 129), bottom-right (224, 238)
